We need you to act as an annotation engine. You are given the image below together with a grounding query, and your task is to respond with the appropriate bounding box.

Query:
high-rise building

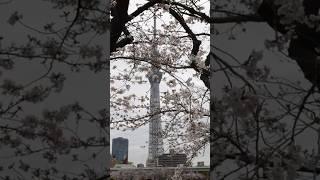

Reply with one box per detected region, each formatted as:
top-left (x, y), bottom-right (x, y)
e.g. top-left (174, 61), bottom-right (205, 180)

top-left (146, 9), bottom-right (164, 167)
top-left (112, 137), bottom-right (128, 163)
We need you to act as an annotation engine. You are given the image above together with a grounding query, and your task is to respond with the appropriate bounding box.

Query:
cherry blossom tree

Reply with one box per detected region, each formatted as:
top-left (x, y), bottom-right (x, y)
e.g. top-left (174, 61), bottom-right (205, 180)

top-left (0, 0), bottom-right (211, 179)
top-left (3, 0), bottom-right (320, 179)
top-left (0, 0), bottom-right (109, 179)
top-left (110, 0), bottom-right (211, 166)
top-left (212, 0), bottom-right (320, 179)
top-left (110, 167), bottom-right (207, 180)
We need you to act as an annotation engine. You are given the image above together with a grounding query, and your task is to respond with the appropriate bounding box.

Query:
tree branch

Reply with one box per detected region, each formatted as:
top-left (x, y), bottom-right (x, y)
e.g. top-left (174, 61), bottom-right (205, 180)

top-left (213, 14), bottom-right (264, 24)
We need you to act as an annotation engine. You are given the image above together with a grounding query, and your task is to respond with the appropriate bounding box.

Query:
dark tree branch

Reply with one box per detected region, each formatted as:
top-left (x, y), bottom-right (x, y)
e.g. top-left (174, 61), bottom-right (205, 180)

top-left (221, 153), bottom-right (320, 174)
top-left (168, 8), bottom-right (211, 88)
top-left (168, 8), bottom-right (201, 55)
top-left (110, 0), bottom-right (130, 52)
top-left (211, 52), bottom-right (256, 93)
top-left (213, 14), bottom-right (264, 24)
top-left (290, 84), bottom-right (316, 143)
top-left (258, 0), bottom-right (320, 89)
top-left (59, 0), bottom-right (82, 49)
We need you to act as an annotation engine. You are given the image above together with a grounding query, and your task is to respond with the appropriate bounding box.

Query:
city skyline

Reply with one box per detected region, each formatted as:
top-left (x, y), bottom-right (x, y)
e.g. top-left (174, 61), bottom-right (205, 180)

top-left (110, 131), bottom-right (210, 166)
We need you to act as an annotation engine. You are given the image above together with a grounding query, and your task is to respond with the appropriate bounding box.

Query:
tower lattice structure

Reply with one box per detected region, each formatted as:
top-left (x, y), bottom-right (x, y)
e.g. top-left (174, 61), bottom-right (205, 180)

top-left (146, 7), bottom-right (164, 167)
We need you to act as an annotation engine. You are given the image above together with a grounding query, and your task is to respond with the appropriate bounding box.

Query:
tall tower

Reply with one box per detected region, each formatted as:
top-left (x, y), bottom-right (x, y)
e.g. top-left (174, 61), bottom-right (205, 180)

top-left (146, 7), bottom-right (164, 167)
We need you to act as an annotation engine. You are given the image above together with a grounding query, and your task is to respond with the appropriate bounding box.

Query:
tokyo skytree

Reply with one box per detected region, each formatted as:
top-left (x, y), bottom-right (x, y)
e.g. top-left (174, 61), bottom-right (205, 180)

top-left (146, 8), bottom-right (164, 167)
